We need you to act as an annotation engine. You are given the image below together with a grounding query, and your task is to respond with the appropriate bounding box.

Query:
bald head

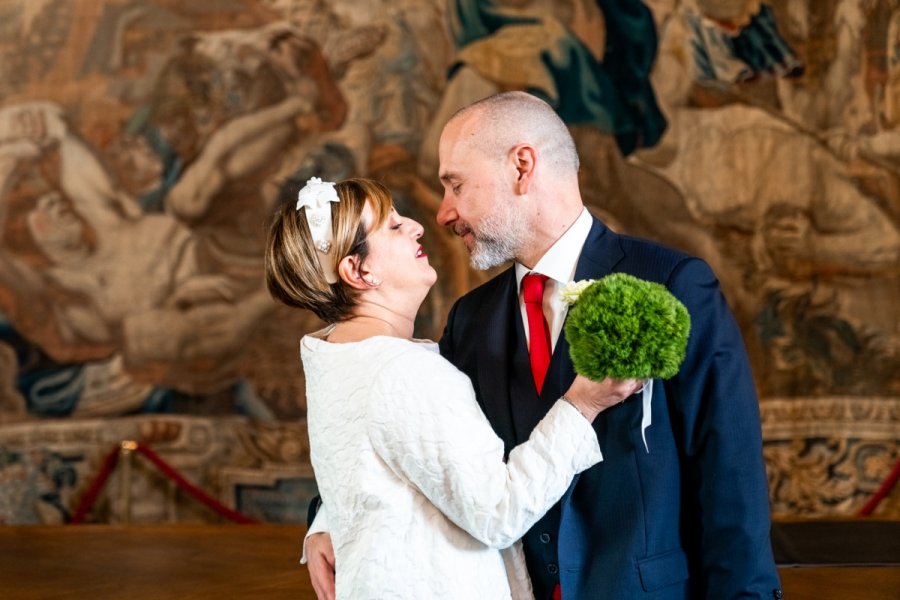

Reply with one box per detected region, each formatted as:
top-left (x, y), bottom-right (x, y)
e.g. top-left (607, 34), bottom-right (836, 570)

top-left (437, 92), bottom-right (586, 268)
top-left (445, 91), bottom-right (580, 177)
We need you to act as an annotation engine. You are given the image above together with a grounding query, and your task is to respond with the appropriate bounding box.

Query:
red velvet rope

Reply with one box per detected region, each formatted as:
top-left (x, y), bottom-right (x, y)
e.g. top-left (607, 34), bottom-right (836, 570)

top-left (134, 443), bottom-right (258, 524)
top-left (74, 443), bottom-right (896, 523)
top-left (71, 442), bottom-right (259, 524)
top-left (70, 445), bottom-right (121, 524)
top-left (858, 456), bottom-right (900, 517)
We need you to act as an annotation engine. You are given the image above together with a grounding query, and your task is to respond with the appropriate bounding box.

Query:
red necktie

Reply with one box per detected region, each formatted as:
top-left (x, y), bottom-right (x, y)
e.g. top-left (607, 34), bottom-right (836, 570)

top-left (522, 273), bottom-right (551, 393)
top-left (524, 273), bottom-right (560, 599)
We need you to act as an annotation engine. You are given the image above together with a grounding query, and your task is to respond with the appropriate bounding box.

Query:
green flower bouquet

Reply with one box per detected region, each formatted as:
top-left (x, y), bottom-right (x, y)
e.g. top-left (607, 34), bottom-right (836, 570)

top-left (563, 273), bottom-right (691, 381)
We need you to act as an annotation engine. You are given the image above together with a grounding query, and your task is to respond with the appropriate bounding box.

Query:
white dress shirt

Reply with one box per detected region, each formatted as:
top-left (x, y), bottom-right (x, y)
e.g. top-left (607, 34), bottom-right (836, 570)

top-left (515, 208), bottom-right (593, 351)
top-left (515, 208), bottom-right (654, 451)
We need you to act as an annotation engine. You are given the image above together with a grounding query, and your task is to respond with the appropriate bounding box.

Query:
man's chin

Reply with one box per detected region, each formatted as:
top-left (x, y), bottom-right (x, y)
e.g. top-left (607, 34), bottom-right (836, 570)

top-left (469, 249), bottom-right (507, 271)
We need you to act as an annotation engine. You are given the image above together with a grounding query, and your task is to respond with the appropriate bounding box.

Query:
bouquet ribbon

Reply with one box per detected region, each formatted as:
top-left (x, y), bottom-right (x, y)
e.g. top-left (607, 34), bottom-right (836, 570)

top-left (562, 273), bottom-right (692, 454)
top-left (641, 379), bottom-right (652, 453)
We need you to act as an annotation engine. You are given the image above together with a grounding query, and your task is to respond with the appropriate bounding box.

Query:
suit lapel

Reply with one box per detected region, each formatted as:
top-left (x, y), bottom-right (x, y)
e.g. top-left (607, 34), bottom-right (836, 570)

top-left (476, 220), bottom-right (625, 449)
top-left (546, 218), bottom-right (624, 398)
top-left (475, 268), bottom-right (519, 453)
top-left (572, 218), bottom-right (623, 282)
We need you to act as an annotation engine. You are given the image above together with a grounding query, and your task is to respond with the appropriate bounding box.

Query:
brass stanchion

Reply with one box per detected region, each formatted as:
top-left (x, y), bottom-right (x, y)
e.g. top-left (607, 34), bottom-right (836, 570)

top-left (118, 441), bottom-right (138, 523)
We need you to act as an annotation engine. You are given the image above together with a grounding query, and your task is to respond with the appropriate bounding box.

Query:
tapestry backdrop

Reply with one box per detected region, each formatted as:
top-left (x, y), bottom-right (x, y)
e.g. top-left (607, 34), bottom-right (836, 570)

top-left (0, 0), bottom-right (897, 524)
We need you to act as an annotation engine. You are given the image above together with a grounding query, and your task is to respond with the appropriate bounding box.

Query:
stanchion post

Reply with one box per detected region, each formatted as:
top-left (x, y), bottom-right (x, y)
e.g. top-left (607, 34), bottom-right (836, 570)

top-left (118, 441), bottom-right (138, 523)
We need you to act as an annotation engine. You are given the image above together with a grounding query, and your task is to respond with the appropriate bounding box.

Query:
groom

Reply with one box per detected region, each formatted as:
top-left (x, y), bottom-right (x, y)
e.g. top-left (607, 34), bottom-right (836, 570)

top-left (307, 91), bottom-right (782, 599)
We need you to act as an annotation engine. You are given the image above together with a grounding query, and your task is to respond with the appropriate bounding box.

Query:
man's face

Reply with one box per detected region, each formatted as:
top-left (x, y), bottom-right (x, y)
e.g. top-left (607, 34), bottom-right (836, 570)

top-left (436, 119), bottom-right (528, 269)
top-left (26, 192), bottom-right (89, 264)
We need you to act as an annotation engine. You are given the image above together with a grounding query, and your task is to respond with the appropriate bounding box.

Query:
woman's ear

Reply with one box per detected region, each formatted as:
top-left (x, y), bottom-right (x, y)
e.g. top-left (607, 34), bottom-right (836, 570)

top-left (337, 255), bottom-right (369, 290)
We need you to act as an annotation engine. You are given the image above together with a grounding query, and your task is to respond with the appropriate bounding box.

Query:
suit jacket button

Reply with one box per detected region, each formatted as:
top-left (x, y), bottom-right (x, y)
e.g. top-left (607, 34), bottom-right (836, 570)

top-left (547, 564), bottom-right (559, 575)
top-left (539, 533), bottom-right (551, 543)
top-left (773, 590), bottom-right (783, 599)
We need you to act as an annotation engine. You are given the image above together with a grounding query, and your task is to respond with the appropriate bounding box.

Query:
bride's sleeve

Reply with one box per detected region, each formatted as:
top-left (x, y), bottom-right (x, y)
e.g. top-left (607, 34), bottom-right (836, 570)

top-left (366, 348), bottom-right (602, 549)
top-left (299, 502), bottom-right (329, 564)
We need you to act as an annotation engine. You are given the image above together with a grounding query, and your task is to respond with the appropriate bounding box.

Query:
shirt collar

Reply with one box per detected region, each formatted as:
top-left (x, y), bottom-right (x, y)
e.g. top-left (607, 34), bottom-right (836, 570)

top-left (515, 207), bottom-right (593, 288)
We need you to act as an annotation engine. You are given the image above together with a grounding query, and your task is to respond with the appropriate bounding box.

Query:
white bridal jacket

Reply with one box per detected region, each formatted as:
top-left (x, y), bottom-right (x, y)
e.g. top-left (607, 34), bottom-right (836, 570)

top-left (301, 331), bottom-right (602, 600)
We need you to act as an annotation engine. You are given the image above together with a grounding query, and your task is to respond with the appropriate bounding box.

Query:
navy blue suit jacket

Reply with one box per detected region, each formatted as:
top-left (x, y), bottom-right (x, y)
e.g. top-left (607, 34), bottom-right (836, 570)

top-left (439, 219), bottom-right (781, 599)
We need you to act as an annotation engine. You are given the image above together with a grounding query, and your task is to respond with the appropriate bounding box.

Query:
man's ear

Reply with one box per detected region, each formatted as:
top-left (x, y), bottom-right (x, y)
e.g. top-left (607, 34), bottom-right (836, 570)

top-left (337, 255), bottom-right (369, 290)
top-left (512, 144), bottom-right (537, 194)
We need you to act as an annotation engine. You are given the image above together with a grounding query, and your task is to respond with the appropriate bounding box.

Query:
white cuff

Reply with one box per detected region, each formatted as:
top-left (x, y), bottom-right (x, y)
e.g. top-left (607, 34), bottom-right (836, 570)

top-left (299, 502), bottom-right (329, 564)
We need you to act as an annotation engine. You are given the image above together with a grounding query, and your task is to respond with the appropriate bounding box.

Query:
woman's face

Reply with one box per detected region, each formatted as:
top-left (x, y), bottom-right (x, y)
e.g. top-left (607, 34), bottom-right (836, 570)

top-left (359, 202), bottom-right (437, 296)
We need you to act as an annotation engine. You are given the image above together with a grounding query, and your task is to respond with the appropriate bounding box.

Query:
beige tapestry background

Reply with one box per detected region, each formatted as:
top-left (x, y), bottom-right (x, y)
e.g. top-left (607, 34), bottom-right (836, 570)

top-left (0, 0), bottom-right (897, 524)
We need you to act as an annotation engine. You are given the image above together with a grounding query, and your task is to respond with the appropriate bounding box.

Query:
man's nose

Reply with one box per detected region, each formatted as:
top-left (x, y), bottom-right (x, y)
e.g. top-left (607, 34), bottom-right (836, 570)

top-left (436, 194), bottom-right (456, 227)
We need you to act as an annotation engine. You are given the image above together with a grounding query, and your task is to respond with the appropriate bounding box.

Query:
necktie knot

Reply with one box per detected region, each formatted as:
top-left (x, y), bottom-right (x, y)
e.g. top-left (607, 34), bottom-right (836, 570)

top-left (522, 273), bottom-right (549, 305)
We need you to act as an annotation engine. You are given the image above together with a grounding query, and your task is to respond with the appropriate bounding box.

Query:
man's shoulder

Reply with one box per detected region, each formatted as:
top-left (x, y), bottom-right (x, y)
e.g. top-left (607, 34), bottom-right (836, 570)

top-left (454, 266), bottom-right (515, 307)
top-left (596, 228), bottom-right (698, 281)
top-left (441, 267), bottom-right (515, 345)
top-left (611, 229), bottom-right (691, 260)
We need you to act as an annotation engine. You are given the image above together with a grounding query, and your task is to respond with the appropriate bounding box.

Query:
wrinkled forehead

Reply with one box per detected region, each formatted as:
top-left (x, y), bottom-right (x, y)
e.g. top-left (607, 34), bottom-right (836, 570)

top-left (438, 113), bottom-right (485, 175)
top-left (441, 109), bottom-right (482, 146)
top-left (438, 118), bottom-right (462, 158)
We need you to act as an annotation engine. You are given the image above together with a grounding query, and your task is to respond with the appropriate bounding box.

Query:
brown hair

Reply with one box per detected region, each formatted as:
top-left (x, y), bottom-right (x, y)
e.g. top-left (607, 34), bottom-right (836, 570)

top-left (265, 178), bottom-right (392, 323)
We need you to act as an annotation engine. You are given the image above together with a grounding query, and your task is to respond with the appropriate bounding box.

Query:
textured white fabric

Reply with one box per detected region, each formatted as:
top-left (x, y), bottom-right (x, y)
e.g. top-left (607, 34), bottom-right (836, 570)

top-left (301, 332), bottom-right (602, 600)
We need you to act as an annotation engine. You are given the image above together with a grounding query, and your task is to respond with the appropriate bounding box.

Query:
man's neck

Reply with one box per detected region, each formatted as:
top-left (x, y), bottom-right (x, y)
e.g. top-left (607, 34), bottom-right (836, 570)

top-left (518, 203), bottom-right (585, 268)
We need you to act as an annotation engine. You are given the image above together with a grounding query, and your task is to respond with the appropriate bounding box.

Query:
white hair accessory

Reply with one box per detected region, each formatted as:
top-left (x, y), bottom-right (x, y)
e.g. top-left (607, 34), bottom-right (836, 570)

top-left (296, 177), bottom-right (340, 283)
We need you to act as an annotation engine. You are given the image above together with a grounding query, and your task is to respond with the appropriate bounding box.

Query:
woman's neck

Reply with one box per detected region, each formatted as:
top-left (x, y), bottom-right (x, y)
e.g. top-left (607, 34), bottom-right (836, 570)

top-left (328, 308), bottom-right (415, 343)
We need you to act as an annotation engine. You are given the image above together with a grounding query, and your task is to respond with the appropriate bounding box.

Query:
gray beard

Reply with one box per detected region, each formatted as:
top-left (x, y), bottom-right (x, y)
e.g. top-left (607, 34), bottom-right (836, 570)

top-left (470, 237), bottom-right (516, 270)
top-left (468, 206), bottom-right (528, 270)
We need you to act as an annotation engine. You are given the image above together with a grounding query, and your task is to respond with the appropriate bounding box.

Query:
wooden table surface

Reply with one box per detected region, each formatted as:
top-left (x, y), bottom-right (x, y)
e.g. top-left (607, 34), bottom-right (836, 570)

top-left (0, 524), bottom-right (312, 600)
top-left (1, 524), bottom-right (898, 599)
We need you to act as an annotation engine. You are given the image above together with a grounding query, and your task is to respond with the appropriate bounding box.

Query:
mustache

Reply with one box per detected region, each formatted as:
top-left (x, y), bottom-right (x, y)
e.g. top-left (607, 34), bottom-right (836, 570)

top-left (453, 224), bottom-right (473, 238)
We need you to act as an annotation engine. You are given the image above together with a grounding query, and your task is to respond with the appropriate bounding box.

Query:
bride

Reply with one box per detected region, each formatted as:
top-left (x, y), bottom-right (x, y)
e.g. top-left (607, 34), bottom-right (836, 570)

top-left (265, 177), bottom-right (638, 599)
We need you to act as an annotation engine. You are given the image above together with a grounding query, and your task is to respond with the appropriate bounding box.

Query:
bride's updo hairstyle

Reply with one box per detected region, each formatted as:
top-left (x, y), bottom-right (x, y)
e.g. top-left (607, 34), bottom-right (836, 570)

top-left (265, 177), bottom-right (392, 323)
